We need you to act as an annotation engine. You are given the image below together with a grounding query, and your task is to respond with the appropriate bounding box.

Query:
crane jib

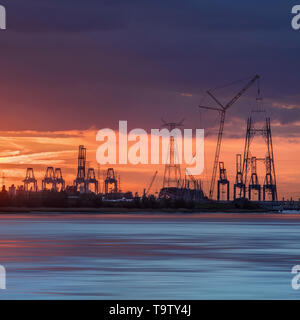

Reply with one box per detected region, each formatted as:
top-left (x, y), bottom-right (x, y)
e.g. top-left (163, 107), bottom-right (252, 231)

top-left (199, 74), bottom-right (260, 199)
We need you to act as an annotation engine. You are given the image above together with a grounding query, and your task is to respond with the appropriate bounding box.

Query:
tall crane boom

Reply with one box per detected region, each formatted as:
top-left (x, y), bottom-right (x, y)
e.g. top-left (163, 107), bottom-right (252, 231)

top-left (199, 75), bottom-right (260, 199)
top-left (146, 170), bottom-right (158, 196)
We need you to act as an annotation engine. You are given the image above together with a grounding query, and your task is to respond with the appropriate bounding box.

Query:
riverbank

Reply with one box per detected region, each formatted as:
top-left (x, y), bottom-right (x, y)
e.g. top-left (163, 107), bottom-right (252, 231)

top-left (0, 206), bottom-right (272, 214)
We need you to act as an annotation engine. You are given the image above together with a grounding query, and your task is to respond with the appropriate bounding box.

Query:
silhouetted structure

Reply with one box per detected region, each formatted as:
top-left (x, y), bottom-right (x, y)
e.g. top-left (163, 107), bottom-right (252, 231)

top-left (242, 104), bottom-right (277, 201)
top-left (217, 162), bottom-right (229, 201)
top-left (23, 168), bottom-right (38, 192)
top-left (263, 156), bottom-right (276, 201)
top-left (234, 154), bottom-right (245, 200)
top-left (55, 168), bottom-right (65, 191)
top-left (86, 168), bottom-right (98, 194)
top-left (8, 184), bottom-right (16, 197)
top-left (42, 167), bottom-right (56, 191)
top-left (144, 171), bottom-right (158, 196)
top-left (248, 157), bottom-right (261, 201)
top-left (161, 120), bottom-right (184, 188)
top-left (199, 75), bottom-right (260, 199)
top-left (74, 145), bottom-right (86, 192)
top-left (105, 168), bottom-right (118, 194)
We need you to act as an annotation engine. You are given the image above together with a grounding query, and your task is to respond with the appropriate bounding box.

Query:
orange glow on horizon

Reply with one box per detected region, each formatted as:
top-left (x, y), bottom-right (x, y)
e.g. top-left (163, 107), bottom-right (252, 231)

top-left (0, 128), bottom-right (298, 200)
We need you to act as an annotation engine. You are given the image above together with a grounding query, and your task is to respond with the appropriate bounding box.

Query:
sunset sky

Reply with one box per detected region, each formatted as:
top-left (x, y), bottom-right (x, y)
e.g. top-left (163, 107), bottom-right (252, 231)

top-left (0, 1), bottom-right (299, 199)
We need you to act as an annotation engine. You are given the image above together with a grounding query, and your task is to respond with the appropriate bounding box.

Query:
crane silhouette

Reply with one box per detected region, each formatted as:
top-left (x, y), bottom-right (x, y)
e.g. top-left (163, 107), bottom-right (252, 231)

top-left (199, 75), bottom-right (260, 199)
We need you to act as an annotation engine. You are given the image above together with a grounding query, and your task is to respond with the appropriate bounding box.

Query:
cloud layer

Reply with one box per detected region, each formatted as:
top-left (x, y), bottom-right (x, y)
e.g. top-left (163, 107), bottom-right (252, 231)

top-left (0, 1), bottom-right (298, 132)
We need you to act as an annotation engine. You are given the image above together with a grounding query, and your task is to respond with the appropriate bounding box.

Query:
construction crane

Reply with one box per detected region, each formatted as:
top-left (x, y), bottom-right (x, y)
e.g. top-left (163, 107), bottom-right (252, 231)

top-left (185, 168), bottom-right (200, 189)
top-left (145, 171), bottom-right (158, 196)
top-left (199, 74), bottom-right (260, 199)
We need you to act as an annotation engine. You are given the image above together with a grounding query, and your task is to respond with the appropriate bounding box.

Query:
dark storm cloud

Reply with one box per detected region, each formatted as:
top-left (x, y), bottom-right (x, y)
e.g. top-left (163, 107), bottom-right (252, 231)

top-left (2, 0), bottom-right (290, 33)
top-left (0, 0), bottom-right (299, 134)
top-left (2, 0), bottom-right (133, 32)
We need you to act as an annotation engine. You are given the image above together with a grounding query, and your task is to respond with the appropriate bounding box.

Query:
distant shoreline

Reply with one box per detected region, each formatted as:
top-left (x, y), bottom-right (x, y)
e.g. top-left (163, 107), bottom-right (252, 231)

top-left (0, 206), bottom-right (283, 214)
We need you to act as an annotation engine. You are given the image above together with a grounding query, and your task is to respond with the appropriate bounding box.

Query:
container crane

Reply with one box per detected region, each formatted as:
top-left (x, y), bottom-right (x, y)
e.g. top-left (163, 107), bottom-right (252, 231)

top-left (199, 74), bottom-right (260, 199)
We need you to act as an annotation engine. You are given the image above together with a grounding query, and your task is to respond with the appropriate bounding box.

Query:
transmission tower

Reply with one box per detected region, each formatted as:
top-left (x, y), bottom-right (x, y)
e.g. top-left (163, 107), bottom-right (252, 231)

top-left (241, 106), bottom-right (277, 201)
top-left (161, 120), bottom-right (184, 188)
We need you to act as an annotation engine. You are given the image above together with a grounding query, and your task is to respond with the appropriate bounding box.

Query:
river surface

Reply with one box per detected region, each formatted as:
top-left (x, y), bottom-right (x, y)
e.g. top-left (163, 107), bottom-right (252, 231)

top-left (0, 212), bottom-right (299, 299)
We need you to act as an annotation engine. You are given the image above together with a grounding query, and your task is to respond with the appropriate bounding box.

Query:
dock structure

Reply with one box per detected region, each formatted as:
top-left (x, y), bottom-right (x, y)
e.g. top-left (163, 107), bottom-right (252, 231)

top-left (248, 157), bottom-right (261, 201)
top-left (23, 168), bottom-right (38, 192)
top-left (55, 168), bottom-right (65, 191)
top-left (234, 154), bottom-right (245, 200)
top-left (217, 162), bottom-right (230, 201)
top-left (42, 167), bottom-right (56, 191)
top-left (104, 168), bottom-right (118, 194)
top-left (74, 145), bottom-right (87, 192)
top-left (86, 168), bottom-right (98, 194)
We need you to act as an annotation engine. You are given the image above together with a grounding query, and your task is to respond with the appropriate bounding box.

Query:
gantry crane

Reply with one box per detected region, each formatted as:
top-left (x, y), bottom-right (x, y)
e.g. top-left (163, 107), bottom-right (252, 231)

top-left (199, 75), bottom-right (260, 199)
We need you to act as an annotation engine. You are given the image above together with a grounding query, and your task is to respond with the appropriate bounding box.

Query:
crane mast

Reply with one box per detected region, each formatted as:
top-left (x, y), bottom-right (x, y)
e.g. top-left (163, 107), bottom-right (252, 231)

top-left (146, 171), bottom-right (158, 196)
top-left (199, 75), bottom-right (260, 199)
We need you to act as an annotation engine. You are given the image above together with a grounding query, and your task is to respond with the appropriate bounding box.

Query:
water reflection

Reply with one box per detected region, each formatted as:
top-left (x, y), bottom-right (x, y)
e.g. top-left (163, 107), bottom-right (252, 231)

top-left (0, 213), bottom-right (299, 299)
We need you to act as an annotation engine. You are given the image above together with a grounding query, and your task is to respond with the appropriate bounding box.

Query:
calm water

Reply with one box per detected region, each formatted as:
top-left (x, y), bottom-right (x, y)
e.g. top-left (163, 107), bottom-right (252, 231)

top-left (0, 212), bottom-right (299, 300)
